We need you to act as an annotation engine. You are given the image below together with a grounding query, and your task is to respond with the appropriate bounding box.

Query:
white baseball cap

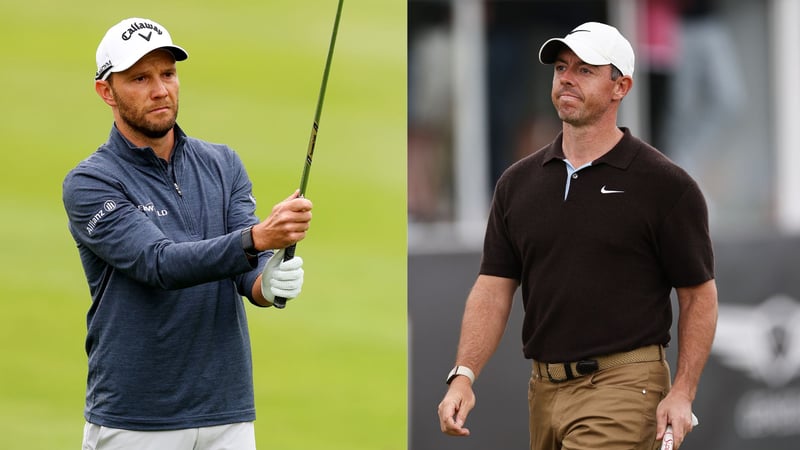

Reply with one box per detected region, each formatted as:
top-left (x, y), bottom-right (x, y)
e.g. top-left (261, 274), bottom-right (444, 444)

top-left (95, 18), bottom-right (188, 81)
top-left (538, 22), bottom-right (635, 76)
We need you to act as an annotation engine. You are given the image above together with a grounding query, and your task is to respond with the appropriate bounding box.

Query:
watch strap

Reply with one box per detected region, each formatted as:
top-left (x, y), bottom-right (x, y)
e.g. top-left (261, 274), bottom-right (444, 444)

top-left (241, 226), bottom-right (259, 257)
top-left (446, 365), bottom-right (475, 385)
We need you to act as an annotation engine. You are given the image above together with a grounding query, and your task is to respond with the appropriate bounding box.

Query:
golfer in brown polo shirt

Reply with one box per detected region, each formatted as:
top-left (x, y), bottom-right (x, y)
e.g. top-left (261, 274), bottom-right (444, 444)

top-left (437, 22), bottom-right (718, 450)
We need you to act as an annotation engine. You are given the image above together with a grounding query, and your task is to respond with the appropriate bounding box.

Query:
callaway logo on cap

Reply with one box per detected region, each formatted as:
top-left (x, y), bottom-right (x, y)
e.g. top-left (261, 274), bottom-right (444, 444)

top-left (95, 18), bottom-right (188, 81)
top-left (538, 22), bottom-right (635, 76)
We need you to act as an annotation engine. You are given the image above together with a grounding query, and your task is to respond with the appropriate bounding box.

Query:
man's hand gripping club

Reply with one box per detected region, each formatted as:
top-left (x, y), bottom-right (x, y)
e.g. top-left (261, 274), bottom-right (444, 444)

top-left (261, 249), bottom-right (304, 305)
top-left (249, 190), bottom-right (312, 307)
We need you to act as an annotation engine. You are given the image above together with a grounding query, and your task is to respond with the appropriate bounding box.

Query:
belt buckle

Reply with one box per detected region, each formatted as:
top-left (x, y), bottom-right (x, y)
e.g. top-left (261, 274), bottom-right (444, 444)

top-left (576, 359), bottom-right (599, 375)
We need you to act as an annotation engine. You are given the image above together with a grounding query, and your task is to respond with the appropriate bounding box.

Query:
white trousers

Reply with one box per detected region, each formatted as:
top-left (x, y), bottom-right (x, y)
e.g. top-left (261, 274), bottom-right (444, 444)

top-left (82, 421), bottom-right (256, 450)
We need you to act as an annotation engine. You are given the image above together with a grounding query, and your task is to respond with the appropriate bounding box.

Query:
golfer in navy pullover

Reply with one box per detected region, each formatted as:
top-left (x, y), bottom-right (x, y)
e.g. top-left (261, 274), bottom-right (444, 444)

top-left (63, 17), bottom-right (312, 449)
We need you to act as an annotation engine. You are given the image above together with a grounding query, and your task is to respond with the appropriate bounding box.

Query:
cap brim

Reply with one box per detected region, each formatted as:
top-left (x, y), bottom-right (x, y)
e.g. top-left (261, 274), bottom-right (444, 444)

top-left (165, 45), bottom-right (188, 62)
top-left (110, 45), bottom-right (188, 75)
top-left (539, 38), bottom-right (611, 67)
top-left (538, 38), bottom-right (567, 64)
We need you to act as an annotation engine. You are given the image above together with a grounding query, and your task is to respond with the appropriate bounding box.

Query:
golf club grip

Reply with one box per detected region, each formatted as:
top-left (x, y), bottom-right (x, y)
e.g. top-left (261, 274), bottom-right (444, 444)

top-left (272, 244), bottom-right (296, 309)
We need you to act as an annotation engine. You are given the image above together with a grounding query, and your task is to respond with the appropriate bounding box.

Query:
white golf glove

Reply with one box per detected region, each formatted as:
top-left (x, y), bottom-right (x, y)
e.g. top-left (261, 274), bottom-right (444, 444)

top-left (261, 249), bottom-right (304, 304)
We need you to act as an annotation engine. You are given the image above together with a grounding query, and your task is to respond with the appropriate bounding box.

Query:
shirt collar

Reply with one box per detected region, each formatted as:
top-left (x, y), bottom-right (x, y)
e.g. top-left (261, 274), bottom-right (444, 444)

top-left (541, 127), bottom-right (638, 170)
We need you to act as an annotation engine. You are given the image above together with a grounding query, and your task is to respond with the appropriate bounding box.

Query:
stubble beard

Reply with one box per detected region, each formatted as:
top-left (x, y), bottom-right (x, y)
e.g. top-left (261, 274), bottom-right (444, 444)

top-left (112, 88), bottom-right (178, 139)
top-left (555, 100), bottom-right (604, 128)
top-left (553, 91), bottom-right (582, 126)
top-left (556, 107), bottom-right (586, 127)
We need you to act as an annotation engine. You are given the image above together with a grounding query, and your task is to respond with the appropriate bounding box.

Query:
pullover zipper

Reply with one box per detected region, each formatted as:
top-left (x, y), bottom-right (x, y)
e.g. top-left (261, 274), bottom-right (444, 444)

top-left (165, 148), bottom-right (198, 237)
top-left (170, 159), bottom-right (183, 196)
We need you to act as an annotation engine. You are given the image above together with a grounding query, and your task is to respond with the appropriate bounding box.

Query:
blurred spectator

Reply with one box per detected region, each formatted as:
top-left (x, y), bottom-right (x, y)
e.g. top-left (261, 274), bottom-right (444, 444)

top-left (408, 3), bottom-right (453, 221)
top-left (639, 0), bottom-right (681, 150)
top-left (658, 0), bottom-right (746, 228)
top-left (662, 0), bottom-right (745, 167)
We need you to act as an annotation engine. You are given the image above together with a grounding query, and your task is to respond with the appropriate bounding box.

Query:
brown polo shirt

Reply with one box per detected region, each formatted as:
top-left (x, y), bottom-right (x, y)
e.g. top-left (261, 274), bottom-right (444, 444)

top-left (480, 128), bottom-right (714, 362)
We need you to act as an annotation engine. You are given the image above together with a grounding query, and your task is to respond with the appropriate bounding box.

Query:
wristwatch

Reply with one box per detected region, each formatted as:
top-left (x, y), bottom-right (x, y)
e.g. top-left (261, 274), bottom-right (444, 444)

top-left (241, 226), bottom-right (259, 258)
top-left (446, 365), bottom-right (475, 385)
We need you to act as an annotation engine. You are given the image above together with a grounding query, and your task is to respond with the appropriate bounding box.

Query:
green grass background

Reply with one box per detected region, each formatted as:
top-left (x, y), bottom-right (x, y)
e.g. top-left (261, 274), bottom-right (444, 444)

top-left (0, 1), bottom-right (406, 448)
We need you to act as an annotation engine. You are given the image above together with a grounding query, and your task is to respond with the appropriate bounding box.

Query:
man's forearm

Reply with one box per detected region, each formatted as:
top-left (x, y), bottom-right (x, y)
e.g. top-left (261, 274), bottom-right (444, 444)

top-left (454, 275), bottom-right (518, 378)
top-left (672, 279), bottom-right (719, 400)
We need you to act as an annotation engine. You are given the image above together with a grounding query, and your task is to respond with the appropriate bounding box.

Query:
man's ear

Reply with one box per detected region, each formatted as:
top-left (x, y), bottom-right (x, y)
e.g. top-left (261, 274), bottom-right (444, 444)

top-left (613, 75), bottom-right (633, 101)
top-left (95, 79), bottom-right (116, 107)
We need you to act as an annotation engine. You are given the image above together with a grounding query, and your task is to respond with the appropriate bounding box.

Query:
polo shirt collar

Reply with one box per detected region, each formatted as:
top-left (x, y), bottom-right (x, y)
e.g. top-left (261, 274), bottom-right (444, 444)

top-left (541, 127), bottom-right (639, 170)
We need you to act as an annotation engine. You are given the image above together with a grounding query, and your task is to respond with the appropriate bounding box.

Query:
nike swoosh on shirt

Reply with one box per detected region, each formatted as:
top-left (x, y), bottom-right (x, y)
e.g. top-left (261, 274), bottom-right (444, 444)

top-left (600, 185), bottom-right (625, 194)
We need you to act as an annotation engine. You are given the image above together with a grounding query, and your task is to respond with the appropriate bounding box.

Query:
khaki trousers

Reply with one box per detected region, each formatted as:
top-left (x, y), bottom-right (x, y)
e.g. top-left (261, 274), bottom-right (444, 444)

top-left (528, 359), bottom-right (671, 450)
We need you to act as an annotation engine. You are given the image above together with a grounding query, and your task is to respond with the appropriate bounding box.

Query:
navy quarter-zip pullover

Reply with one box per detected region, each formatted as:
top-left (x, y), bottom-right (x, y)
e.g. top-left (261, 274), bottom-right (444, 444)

top-left (63, 124), bottom-right (270, 430)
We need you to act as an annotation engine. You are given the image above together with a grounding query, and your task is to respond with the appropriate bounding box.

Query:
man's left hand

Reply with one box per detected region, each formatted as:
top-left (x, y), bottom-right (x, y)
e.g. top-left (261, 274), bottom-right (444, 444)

top-left (656, 392), bottom-right (694, 449)
top-left (260, 249), bottom-right (304, 304)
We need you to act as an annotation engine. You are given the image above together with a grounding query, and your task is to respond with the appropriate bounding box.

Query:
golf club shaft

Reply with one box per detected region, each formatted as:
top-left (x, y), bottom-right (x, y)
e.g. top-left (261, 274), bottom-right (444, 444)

top-left (274, 0), bottom-right (343, 309)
